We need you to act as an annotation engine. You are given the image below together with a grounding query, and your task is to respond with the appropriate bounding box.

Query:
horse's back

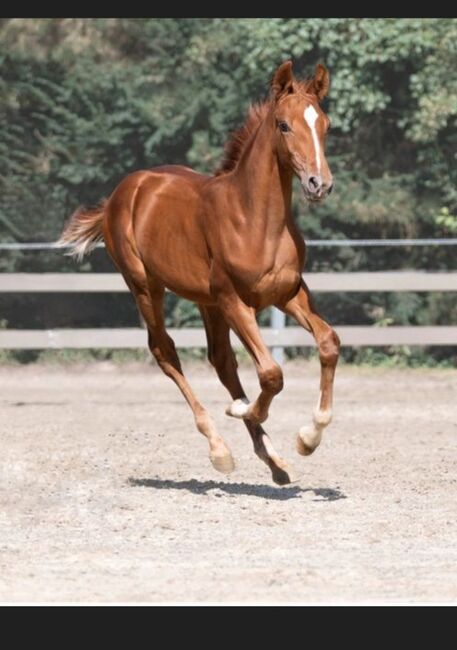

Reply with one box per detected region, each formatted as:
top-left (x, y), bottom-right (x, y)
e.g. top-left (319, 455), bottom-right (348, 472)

top-left (104, 165), bottom-right (214, 302)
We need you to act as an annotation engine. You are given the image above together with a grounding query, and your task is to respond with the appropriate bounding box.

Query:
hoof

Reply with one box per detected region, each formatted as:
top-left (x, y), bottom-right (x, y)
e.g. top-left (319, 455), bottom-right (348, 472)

top-left (210, 451), bottom-right (236, 474)
top-left (226, 400), bottom-right (266, 425)
top-left (225, 398), bottom-right (250, 419)
top-left (296, 426), bottom-right (322, 457)
top-left (270, 461), bottom-right (295, 486)
top-left (296, 434), bottom-right (315, 456)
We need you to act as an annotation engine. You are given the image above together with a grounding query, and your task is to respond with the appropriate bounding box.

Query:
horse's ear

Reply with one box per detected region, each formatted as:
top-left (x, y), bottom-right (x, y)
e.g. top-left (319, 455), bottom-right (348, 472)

top-left (307, 63), bottom-right (330, 101)
top-left (271, 60), bottom-right (295, 100)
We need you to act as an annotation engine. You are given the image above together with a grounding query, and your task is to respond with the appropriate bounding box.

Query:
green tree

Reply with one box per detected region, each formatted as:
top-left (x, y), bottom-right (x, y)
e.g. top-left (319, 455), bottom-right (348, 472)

top-left (0, 18), bottom-right (456, 364)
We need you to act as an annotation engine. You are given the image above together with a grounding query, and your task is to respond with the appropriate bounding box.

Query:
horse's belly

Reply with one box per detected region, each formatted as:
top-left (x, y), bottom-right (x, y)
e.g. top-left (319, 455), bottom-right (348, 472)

top-left (145, 240), bottom-right (211, 301)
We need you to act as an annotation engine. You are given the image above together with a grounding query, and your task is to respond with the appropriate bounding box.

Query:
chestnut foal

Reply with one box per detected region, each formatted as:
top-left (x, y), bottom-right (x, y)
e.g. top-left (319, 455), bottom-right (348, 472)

top-left (59, 61), bottom-right (340, 485)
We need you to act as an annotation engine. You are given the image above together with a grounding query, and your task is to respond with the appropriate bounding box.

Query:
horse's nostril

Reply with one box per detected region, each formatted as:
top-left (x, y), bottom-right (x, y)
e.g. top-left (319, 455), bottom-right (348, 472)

top-left (308, 176), bottom-right (321, 193)
top-left (327, 184), bottom-right (333, 195)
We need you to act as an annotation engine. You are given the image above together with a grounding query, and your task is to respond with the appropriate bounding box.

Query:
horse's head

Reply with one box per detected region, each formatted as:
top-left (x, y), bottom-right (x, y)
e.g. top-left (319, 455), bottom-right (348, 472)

top-left (271, 60), bottom-right (333, 202)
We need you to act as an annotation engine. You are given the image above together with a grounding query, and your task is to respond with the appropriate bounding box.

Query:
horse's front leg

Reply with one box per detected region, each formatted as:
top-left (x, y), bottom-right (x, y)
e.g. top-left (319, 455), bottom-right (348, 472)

top-left (280, 280), bottom-right (340, 456)
top-left (216, 293), bottom-right (283, 425)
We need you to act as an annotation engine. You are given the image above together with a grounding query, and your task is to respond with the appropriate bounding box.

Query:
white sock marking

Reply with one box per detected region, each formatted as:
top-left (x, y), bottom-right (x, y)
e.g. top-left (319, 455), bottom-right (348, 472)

top-left (313, 389), bottom-right (332, 426)
top-left (227, 398), bottom-right (250, 418)
top-left (304, 104), bottom-right (321, 175)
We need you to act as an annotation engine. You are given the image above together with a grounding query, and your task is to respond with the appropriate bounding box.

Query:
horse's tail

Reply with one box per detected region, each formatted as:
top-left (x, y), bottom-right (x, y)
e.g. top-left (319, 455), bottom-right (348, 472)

top-left (57, 200), bottom-right (107, 261)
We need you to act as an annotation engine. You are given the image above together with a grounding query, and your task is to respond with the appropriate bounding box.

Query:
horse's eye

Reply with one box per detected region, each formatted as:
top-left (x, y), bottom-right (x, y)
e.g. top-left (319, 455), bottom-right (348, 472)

top-left (278, 121), bottom-right (290, 133)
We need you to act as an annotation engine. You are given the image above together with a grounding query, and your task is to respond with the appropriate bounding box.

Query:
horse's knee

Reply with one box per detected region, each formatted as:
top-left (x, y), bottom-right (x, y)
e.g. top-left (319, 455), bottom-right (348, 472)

top-left (259, 363), bottom-right (283, 395)
top-left (319, 329), bottom-right (340, 367)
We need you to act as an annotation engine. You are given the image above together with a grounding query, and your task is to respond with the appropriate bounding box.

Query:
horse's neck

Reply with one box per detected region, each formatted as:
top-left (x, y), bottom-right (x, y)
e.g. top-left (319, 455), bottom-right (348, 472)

top-left (234, 114), bottom-right (293, 237)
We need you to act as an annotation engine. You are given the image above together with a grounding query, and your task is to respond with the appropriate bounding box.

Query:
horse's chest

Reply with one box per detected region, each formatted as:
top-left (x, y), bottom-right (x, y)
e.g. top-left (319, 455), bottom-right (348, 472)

top-left (216, 227), bottom-right (304, 307)
top-left (251, 266), bottom-right (300, 304)
top-left (225, 262), bottom-right (300, 308)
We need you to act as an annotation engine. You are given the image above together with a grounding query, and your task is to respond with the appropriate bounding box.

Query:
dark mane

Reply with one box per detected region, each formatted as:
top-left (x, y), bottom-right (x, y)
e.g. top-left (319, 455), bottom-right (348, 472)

top-left (214, 101), bottom-right (270, 176)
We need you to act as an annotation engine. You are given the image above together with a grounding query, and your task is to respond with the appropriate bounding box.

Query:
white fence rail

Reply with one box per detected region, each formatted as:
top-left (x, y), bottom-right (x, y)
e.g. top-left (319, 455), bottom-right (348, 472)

top-left (1, 271), bottom-right (456, 293)
top-left (2, 238), bottom-right (457, 250)
top-left (1, 326), bottom-right (457, 350)
top-left (1, 271), bottom-right (456, 351)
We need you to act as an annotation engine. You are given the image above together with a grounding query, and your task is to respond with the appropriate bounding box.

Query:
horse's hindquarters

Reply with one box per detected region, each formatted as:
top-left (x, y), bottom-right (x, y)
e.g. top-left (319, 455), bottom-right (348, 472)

top-left (104, 168), bottom-right (214, 303)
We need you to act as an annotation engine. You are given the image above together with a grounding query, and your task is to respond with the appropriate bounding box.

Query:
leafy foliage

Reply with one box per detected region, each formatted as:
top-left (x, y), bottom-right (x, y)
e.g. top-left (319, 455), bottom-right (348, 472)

top-left (0, 18), bottom-right (456, 363)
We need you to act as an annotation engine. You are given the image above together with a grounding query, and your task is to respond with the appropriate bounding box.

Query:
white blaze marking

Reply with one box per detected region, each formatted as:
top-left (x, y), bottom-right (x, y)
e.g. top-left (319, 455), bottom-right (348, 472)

top-left (304, 104), bottom-right (321, 175)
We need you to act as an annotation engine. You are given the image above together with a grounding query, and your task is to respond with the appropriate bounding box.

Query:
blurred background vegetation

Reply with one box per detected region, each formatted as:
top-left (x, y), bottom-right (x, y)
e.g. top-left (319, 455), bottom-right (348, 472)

top-left (0, 18), bottom-right (456, 365)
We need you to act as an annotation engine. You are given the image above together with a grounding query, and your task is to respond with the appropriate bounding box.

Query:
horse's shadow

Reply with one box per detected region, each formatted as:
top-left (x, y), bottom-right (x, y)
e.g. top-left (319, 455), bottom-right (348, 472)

top-left (128, 477), bottom-right (347, 502)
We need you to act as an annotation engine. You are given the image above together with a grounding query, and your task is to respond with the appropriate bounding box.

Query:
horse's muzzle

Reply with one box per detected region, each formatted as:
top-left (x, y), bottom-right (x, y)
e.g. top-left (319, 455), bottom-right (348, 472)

top-left (301, 182), bottom-right (333, 203)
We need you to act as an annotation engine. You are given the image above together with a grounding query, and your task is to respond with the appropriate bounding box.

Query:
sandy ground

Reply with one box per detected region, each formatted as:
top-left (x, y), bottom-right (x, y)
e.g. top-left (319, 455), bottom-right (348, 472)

top-left (0, 360), bottom-right (456, 604)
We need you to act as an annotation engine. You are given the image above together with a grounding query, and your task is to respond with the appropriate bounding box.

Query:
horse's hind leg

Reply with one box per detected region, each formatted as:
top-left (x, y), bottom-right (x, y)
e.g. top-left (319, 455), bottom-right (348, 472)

top-left (199, 305), bottom-right (292, 485)
top-left (280, 280), bottom-right (340, 456)
top-left (132, 279), bottom-right (235, 474)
